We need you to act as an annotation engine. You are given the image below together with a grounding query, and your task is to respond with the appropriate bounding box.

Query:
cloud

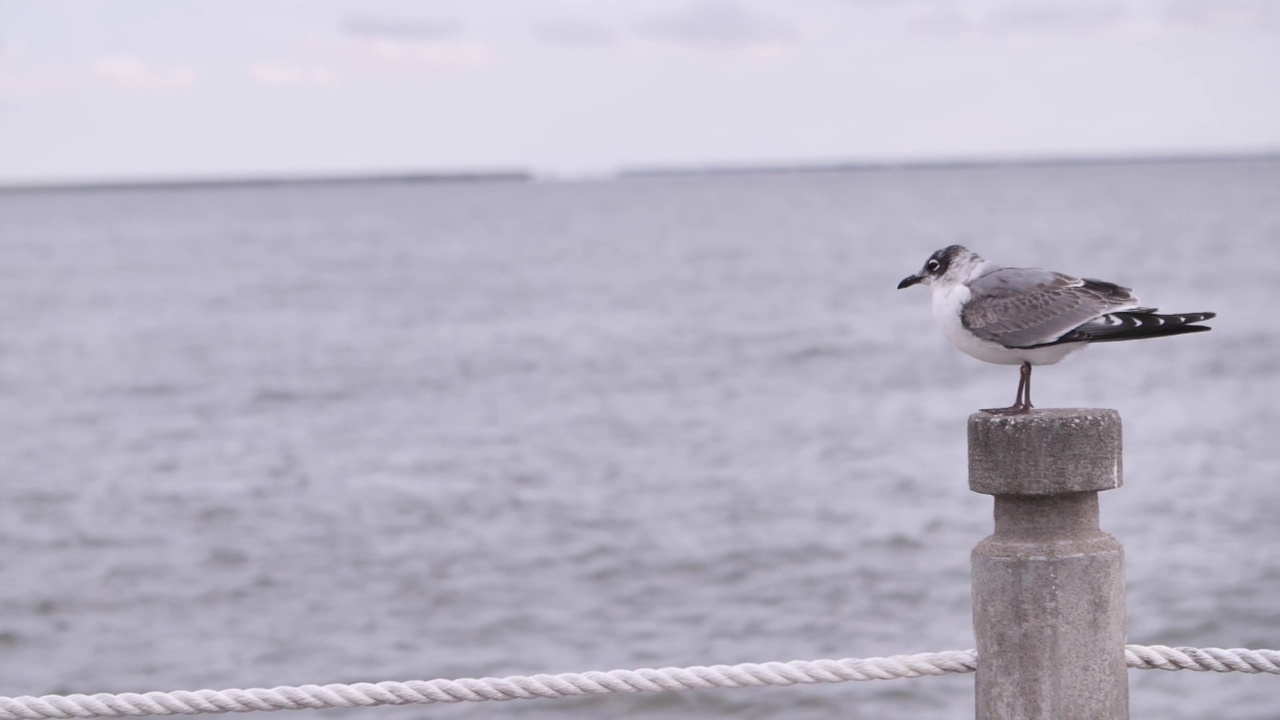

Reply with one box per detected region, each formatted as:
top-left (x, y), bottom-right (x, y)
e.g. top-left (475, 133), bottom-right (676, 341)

top-left (907, 1), bottom-right (1167, 39)
top-left (0, 39), bottom-right (63, 95)
top-left (309, 14), bottom-right (493, 79)
top-left (251, 64), bottom-right (338, 87)
top-left (341, 14), bottom-right (461, 41)
top-left (904, 0), bottom-right (1280, 38)
top-left (985, 3), bottom-right (1131, 34)
top-left (1161, 0), bottom-right (1280, 28)
top-left (636, 0), bottom-right (799, 57)
top-left (0, 40), bottom-right (70, 96)
top-left (533, 20), bottom-right (618, 48)
top-left (311, 36), bottom-right (494, 77)
top-left (91, 54), bottom-right (195, 91)
top-left (906, 8), bottom-right (975, 35)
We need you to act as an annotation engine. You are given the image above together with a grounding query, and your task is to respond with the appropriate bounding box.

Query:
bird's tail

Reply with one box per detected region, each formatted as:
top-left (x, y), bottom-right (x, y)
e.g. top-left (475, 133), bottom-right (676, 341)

top-left (1057, 310), bottom-right (1216, 344)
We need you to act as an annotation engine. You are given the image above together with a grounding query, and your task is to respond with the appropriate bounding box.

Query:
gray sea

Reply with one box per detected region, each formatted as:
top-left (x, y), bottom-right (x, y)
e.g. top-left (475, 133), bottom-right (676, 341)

top-left (1, 159), bottom-right (1278, 719)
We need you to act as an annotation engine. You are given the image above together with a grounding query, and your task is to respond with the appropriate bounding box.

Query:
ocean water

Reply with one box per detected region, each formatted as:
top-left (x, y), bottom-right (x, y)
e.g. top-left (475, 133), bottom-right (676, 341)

top-left (1, 160), bottom-right (1278, 719)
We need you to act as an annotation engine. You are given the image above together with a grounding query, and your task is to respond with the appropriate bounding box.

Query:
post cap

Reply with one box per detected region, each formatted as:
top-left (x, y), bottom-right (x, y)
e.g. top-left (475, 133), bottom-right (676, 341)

top-left (968, 408), bottom-right (1122, 496)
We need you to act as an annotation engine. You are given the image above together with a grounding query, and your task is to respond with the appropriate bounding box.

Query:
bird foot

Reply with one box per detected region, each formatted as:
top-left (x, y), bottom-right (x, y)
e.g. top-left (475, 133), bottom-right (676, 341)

top-left (980, 404), bottom-right (1033, 415)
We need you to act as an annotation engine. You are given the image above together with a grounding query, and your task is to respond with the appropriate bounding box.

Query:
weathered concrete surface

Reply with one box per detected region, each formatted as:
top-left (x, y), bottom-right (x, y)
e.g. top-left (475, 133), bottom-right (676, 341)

top-left (969, 408), bottom-right (1122, 496)
top-left (970, 409), bottom-right (1129, 720)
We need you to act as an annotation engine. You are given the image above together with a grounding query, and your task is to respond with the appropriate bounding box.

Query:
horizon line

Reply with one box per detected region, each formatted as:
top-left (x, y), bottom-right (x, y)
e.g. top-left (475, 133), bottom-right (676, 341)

top-left (618, 149), bottom-right (1280, 177)
top-left (2, 150), bottom-right (1277, 194)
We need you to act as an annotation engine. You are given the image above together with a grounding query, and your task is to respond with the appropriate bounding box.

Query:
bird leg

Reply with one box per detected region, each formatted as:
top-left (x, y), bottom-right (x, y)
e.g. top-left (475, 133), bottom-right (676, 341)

top-left (981, 362), bottom-right (1034, 415)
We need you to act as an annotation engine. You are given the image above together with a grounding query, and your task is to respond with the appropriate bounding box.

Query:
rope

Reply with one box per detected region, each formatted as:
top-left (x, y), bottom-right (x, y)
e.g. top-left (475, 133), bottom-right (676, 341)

top-left (0, 651), bottom-right (978, 720)
top-left (1125, 645), bottom-right (1280, 674)
top-left (1, 645), bottom-right (1275, 720)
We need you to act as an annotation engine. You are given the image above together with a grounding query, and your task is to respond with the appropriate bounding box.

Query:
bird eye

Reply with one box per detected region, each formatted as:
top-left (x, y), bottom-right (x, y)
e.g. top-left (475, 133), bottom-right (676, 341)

top-left (926, 258), bottom-right (941, 272)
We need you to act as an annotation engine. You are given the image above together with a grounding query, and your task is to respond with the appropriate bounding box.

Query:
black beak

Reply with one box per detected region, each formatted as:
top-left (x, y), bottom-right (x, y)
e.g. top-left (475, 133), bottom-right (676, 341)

top-left (898, 274), bottom-right (923, 289)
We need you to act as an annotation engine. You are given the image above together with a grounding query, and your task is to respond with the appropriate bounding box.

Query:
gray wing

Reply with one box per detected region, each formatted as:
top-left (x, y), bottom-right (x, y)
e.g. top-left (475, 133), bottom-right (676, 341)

top-left (961, 268), bottom-right (1143, 348)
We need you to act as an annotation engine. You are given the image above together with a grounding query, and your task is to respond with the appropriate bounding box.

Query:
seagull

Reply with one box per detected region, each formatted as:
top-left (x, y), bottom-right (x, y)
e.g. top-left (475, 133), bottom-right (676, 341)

top-left (898, 245), bottom-right (1215, 414)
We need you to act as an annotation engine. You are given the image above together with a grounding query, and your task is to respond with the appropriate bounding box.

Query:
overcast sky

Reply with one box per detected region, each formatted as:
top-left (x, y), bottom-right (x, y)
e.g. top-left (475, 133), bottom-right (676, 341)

top-left (1, 0), bottom-right (1278, 183)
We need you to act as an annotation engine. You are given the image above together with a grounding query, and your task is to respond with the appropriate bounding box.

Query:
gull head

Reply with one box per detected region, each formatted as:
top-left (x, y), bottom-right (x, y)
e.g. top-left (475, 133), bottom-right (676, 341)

top-left (897, 245), bottom-right (984, 289)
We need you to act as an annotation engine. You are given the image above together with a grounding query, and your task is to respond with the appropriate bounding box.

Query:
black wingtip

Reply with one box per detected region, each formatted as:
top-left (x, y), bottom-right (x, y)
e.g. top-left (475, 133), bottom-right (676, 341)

top-left (1063, 310), bottom-right (1217, 345)
top-left (1025, 310), bottom-right (1217, 347)
top-left (1164, 311), bottom-right (1216, 327)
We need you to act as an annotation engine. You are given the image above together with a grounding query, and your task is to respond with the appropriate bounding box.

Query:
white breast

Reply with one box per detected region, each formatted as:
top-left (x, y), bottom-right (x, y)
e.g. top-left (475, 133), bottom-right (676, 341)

top-left (929, 280), bottom-right (1085, 367)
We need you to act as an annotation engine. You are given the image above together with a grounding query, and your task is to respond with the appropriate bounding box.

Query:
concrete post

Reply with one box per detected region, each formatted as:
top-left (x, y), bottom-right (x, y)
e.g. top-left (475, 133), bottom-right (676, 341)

top-left (969, 409), bottom-right (1129, 720)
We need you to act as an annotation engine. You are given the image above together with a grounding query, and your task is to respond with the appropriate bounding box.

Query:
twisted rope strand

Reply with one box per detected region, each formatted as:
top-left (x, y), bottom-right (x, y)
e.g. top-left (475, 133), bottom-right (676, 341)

top-left (1125, 645), bottom-right (1280, 674)
top-left (1, 645), bottom-right (1274, 720)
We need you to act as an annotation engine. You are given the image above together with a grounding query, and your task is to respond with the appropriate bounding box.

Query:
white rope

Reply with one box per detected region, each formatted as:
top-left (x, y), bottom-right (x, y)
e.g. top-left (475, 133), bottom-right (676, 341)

top-left (1, 645), bottom-right (1275, 720)
top-left (0, 651), bottom-right (977, 720)
top-left (1125, 645), bottom-right (1280, 674)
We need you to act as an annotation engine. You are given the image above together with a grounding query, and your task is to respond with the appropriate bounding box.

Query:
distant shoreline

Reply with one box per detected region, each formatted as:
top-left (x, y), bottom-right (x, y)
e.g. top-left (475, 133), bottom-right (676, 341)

top-left (2, 151), bottom-right (1276, 194)
top-left (619, 151), bottom-right (1280, 178)
top-left (0, 171), bottom-right (535, 194)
